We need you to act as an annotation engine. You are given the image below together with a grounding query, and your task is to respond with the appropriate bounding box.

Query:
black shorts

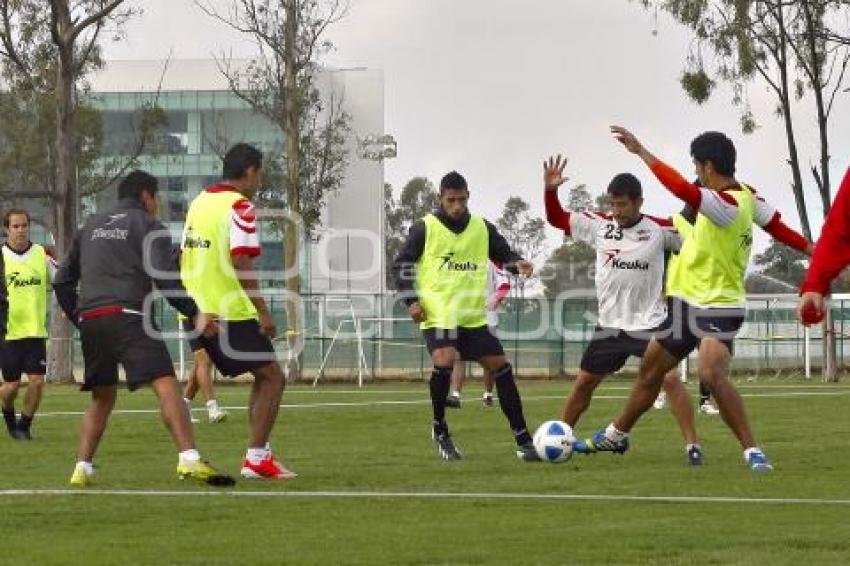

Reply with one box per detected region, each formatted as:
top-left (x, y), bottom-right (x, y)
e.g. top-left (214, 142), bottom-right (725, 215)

top-left (181, 319), bottom-right (203, 353)
top-left (579, 327), bottom-right (660, 375)
top-left (657, 297), bottom-right (745, 361)
top-left (191, 319), bottom-right (276, 377)
top-left (422, 326), bottom-right (505, 362)
top-left (80, 314), bottom-right (175, 391)
top-left (0, 338), bottom-right (47, 381)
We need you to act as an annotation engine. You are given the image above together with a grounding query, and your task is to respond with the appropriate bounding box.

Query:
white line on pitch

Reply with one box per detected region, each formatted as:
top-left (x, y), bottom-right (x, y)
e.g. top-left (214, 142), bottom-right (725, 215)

top-left (0, 489), bottom-right (849, 506)
top-left (33, 389), bottom-right (850, 418)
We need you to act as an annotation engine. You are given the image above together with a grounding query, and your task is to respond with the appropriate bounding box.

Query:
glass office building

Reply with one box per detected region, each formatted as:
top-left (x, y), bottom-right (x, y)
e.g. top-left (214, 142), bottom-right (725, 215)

top-left (87, 60), bottom-right (387, 293)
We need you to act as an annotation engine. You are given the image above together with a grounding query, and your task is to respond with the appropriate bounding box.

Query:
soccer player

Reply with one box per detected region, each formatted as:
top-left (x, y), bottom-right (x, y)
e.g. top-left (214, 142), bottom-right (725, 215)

top-left (53, 171), bottom-right (234, 487)
top-left (543, 156), bottom-right (703, 466)
top-left (576, 126), bottom-right (810, 472)
top-left (0, 209), bottom-right (56, 440)
top-left (798, 166), bottom-right (850, 322)
top-left (654, 202), bottom-right (720, 417)
top-left (182, 339), bottom-right (228, 424)
top-left (446, 260), bottom-right (510, 408)
top-left (393, 171), bottom-right (538, 461)
top-left (180, 143), bottom-right (295, 479)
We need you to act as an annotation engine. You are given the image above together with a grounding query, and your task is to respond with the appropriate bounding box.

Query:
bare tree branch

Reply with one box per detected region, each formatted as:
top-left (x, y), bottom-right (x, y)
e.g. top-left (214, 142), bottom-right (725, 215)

top-left (69, 0), bottom-right (125, 41)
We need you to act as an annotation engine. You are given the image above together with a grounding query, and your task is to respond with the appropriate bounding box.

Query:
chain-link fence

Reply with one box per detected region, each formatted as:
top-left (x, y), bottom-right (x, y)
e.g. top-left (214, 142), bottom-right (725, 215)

top-left (79, 292), bottom-right (841, 383)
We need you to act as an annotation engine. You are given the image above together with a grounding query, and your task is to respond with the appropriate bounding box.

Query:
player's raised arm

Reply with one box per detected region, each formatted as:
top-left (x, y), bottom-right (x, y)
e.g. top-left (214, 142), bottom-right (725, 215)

top-left (543, 154), bottom-right (571, 230)
top-left (544, 154), bottom-right (608, 247)
top-left (611, 125), bottom-right (702, 209)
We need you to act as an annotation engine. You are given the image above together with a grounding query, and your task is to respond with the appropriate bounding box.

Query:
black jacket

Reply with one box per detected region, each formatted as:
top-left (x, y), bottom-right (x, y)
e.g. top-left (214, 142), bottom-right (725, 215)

top-left (391, 208), bottom-right (523, 305)
top-left (53, 198), bottom-right (199, 325)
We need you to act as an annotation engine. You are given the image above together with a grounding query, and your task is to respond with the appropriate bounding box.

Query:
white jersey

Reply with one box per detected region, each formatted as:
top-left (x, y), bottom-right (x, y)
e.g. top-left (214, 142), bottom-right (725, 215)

top-left (569, 212), bottom-right (680, 331)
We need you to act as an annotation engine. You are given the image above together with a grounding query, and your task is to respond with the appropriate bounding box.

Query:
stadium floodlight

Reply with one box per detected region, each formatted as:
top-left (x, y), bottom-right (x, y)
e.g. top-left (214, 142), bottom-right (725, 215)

top-left (357, 134), bottom-right (397, 161)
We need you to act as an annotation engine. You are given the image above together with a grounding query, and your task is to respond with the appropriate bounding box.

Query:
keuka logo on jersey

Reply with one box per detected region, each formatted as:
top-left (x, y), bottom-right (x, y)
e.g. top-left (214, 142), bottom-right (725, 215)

top-left (183, 228), bottom-right (212, 249)
top-left (602, 249), bottom-right (650, 271)
top-left (7, 271), bottom-right (42, 288)
top-left (438, 251), bottom-right (479, 272)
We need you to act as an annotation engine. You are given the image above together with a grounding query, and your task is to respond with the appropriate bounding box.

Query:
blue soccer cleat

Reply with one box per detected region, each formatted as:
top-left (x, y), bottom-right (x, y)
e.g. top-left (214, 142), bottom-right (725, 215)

top-left (573, 429), bottom-right (629, 455)
top-left (746, 450), bottom-right (773, 473)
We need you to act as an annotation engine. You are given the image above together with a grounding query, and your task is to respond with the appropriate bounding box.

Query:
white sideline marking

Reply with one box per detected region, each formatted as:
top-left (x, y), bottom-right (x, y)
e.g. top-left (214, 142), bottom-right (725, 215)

top-left (34, 390), bottom-right (850, 418)
top-left (0, 489), bottom-right (849, 506)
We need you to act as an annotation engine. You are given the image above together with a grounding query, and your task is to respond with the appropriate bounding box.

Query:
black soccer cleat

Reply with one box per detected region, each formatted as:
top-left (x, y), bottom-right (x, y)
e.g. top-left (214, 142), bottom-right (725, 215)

top-left (3, 411), bottom-right (17, 438)
top-left (431, 427), bottom-right (462, 461)
top-left (445, 396), bottom-right (461, 409)
top-left (687, 445), bottom-right (703, 467)
top-left (516, 442), bottom-right (542, 462)
top-left (12, 425), bottom-right (32, 441)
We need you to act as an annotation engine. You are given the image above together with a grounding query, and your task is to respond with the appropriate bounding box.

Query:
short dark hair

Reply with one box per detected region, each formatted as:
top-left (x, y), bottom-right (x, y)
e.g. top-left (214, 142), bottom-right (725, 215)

top-left (439, 171), bottom-right (468, 192)
top-left (118, 170), bottom-right (158, 201)
top-left (690, 131), bottom-right (736, 176)
top-left (3, 208), bottom-right (30, 228)
top-left (223, 143), bottom-right (263, 179)
top-left (607, 173), bottom-right (642, 200)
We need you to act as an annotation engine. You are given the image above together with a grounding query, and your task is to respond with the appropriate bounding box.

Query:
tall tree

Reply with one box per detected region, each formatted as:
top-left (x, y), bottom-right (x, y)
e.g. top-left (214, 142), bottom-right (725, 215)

top-left (637, 0), bottom-right (850, 379)
top-left (0, 0), bottom-right (137, 382)
top-left (197, 0), bottom-right (351, 380)
top-left (494, 196), bottom-right (546, 261)
top-left (639, 0), bottom-right (850, 240)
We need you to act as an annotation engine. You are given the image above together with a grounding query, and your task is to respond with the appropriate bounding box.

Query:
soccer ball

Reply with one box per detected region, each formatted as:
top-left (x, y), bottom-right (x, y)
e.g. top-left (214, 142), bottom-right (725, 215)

top-left (532, 420), bottom-right (576, 463)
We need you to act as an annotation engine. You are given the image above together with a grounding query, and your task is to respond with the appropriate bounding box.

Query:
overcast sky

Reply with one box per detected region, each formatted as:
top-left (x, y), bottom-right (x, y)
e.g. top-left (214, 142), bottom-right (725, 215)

top-left (103, 0), bottom-right (850, 252)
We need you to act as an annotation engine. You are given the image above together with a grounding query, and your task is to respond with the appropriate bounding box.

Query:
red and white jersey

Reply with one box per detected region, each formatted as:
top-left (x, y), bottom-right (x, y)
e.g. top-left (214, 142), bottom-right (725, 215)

top-left (229, 195), bottom-right (261, 258)
top-left (486, 261), bottom-right (510, 311)
top-left (485, 261), bottom-right (511, 327)
top-left (570, 212), bottom-right (680, 331)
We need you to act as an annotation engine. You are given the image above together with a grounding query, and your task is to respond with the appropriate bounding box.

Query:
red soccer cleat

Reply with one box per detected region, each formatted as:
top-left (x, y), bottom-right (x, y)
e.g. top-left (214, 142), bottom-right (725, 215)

top-left (240, 454), bottom-right (298, 480)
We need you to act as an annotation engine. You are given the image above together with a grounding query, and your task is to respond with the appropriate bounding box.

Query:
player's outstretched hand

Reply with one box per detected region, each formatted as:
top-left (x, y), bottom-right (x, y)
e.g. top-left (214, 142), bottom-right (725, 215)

top-left (543, 155), bottom-right (569, 191)
top-left (610, 125), bottom-right (645, 154)
top-left (516, 260), bottom-right (534, 277)
top-left (798, 292), bottom-right (826, 326)
top-left (408, 302), bottom-right (426, 324)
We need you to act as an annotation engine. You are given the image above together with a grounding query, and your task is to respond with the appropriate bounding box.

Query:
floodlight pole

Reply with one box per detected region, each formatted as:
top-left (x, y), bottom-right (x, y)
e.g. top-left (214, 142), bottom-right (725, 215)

top-left (356, 133), bottom-right (397, 380)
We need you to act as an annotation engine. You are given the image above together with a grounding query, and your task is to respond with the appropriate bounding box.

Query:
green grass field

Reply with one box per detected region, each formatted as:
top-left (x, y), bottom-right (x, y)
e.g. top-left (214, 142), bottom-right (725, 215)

top-left (2, 379), bottom-right (850, 565)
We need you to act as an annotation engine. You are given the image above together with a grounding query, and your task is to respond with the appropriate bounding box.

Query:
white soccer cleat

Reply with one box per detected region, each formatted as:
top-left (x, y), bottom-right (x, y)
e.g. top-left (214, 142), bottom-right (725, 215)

top-left (208, 407), bottom-right (228, 423)
top-left (699, 402), bottom-right (720, 416)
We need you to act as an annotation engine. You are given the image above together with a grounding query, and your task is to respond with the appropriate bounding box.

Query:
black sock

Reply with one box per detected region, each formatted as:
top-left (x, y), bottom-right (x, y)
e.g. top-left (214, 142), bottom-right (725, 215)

top-left (2, 408), bottom-right (15, 431)
top-left (493, 364), bottom-right (532, 446)
top-left (18, 413), bottom-right (32, 431)
top-left (429, 366), bottom-right (453, 434)
top-left (699, 383), bottom-right (711, 405)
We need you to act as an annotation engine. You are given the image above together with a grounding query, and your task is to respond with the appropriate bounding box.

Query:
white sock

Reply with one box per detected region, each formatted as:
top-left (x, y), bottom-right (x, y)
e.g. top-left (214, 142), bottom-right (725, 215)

top-left (246, 447), bottom-right (269, 465)
top-left (206, 399), bottom-right (219, 411)
top-left (451, 391), bottom-right (461, 398)
top-left (483, 391), bottom-right (493, 399)
top-left (179, 449), bottom-right (201, 464)
top-left (605, 423), bottom-right (628, 442)
top-left (183, 398), bottom-right (192, 406)
top-left (685, 443), bottom-right (700, 452)
top-left (76, 461), bottom-right (94, 476)
top-left (743, 447), bottom-right (763, 460)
